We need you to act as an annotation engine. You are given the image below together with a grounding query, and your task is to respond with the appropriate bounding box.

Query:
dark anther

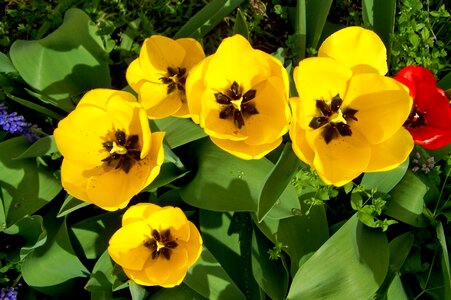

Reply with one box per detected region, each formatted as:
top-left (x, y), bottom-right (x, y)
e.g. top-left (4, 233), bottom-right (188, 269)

top-left (309, 116), bottom-right (329, 129)
top-left (336, 122), bottom-right (352, 137)
top-left (145, 229), bottom-right (178, 261)
top-left (159, 248), bottom-right (171, 260)
top-left (323, 125), bottom-right (339, 144)
top-left (102, 129), bottom-right (141, 173)
top-left (165, 240), bottom-right (178, 249)
top-left (316, 100), bottom-right (332, 117)
top-left (404, 105), bottom-right (426, 128)
top-left (160, 67), bottom-right (187, 96)
top-left (215, 81), bottom-right (258, 129)
top-left (152, 229), bottom-right (160, 241)
top-left (343, 108), bottom-right (358, 121)
top-left (330, 94), bottom-right (343, 112)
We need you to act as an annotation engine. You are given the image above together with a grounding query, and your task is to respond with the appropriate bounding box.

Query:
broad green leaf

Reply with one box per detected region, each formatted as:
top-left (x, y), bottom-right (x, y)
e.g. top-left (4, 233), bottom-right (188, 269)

top-left (9, 8), bottom-right (111, 112)
top-left (387, 273), bottom-right (408, 300)
top-left (287, 215), bottom-right (388, 299)
top-left (0, 52), bottom-right (17, 74)
top-left (437, 222), bottom-right (451, 299)
top-left (85, 250), bottom-right (117, 294)
top-left (389, 232), bottom-right (414, 272)
top-left (144, 163), bottom-right (189, 192)
top-left (0, 137), bottom-right (62, 227)
top-left (57, 195), bottom-right (90, 218)
top-left (129, 281), bottom-right (149, 300)
top-left (257, 142), bottom-right (301, 222)
top-left (180, 138), bottom-right (298, 213)
top-left (251, 227), bottom-right (289, 300)
top-left (305, 0), bottom-right (333, 49)
top-left (5, 93), bottom-right (64, 120)
top-left (199, 211), bottom-right (258, 298)
top-left (361, 158), bottom-right (409, 193)
top-left (3, 215), bottom-right (47, 260)
top-left (152, 117), bottom-right (206, 148)
top-left (253, 205), bottom-right (329, 276)
top-left (13, 135), bottom-right (58, 159)
top-left (22, 210), bottom-right (89, 296)
top-left (362, 0), bottom-right (374, 25)
top-left (233, 9), bottom-right (249, 40)
top-left (174, 0), bottom-right (245, 39)
top-left (363, 0), bottom-right (396, 55)
top-left (438, 71), bottom-right (451, 90)
top-left (152, 283), bottom-right (207, 300)
top-left (184, 247), bottom-right (246, 300)
top-left (292, 0), bottom-right (306, 61)
top-left (71, 212), bottom-right (122, 259)
top-left (385, 171), bottom-right (427, 227)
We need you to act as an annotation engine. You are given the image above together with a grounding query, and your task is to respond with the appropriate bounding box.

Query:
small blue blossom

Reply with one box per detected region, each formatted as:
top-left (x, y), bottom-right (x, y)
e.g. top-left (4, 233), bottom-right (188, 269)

top-left (0, 286), bottom-right (18, 300)
top-left (0, 103), bottom-right (40, 142)
top-left (411, 151), bottom-right (436, 174)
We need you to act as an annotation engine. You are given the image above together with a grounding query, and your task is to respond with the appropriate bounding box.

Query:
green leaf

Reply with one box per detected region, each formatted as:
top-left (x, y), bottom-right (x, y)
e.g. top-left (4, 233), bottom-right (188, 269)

top-left (13, 135), bottom-right (58, 159)
top-left (233, 9), bottom-right (249, 40)
top-left (362, 0), bottom-right (374, 25)
top-left (363, 0), bottom-right (396, 55)
top-left (5, 93), bottom-right (64, 120)
top-left (129, 281), bottom-right (149, 300)
top-left (180, 139), bottom-right (297, 212)
top-left (385, 171), bottom-right (427, 227)
top-left (389, 232), bottom-right (414, 273)
top-left (184, 247), bottom-right (246, 300)
top-left (438, 71), bottom-right (451, 90)
top-left (152, 117), bottom-right (206, 149)
top-left (0, 52), bottom-right (17, 75)
top-left (152, 283), bottom-right (207, 300)
top-left (437, 222), bottom-right (451, 299)
top-left (305, 0), bottom-right (333, 49)
top-left (9, 8), bottom-right (111, 112)
top-left (3, 215), bottom-right (47, 260)
top-left (57, 195), bottom-right (90, 218)
top-left (198, 211), bottom-right (257, 299)
top-left (292, 0), bottom-right (306, 61)
top-left (0, 137), bottom-right (62, 227)
top-left (361, 158), bottom-right (409, 193)
top-left (287, 215), bottom-right (389, 299)
top-left (71, 211), bottom-right (122, 260)
top-left (251, 227), bottom-right (289, 300)
top-left (387, 273), bottom-right (408, 300)
top-left (174, 0), bottom-right (245, 39)
top-left (85, 250), bottom-right (118, 294)
top-left (21, 210), bottom-right (89, 296)
top-left (257, 142), bottom-right (301, 222)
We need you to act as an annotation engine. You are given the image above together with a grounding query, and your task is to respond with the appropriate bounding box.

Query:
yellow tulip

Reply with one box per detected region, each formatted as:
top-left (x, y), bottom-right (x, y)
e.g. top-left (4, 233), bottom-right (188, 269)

top-left (108, 203), bottom-right (202, 287)
top-left (289, 27), bottom-right (413, 186)
top-left (126, 35), bottom-right (205, 119)
top-left (54, 89), bottom-right (164, 210)
top-left (186, 34), bottom-right (291, 159)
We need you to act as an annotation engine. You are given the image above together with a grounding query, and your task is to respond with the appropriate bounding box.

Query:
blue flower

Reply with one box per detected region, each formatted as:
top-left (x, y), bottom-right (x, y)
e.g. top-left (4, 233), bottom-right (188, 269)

top-left (0, 103), bottom-right (39, 142)
top-left (0, 286), bottom-right (18, 300)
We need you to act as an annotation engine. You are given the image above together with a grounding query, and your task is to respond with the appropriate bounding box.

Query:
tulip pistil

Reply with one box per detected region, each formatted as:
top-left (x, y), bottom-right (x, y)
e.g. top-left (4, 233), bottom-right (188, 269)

top-left (144, 229), bottom-right (178, 260)
top-left (309, 94), bottom-right (358, 144)
top-left (102, 129), bottom-right (141, 173)
top-left (403, 105), bottom-right (426, 128)
top-left (160, 67), bottom-right (187, 96)
top-left (215, 81), bottom-right (258, 129)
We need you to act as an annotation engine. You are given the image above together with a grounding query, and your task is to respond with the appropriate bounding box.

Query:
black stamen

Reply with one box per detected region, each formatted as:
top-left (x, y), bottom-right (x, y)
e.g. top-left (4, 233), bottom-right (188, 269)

top-left (234, 110), bottom-right (245, 129)
top-left (330, 94), bottom-right (342, 112)
top-left (242, 89), bottom-right (256, 103)
top-left (215, 93), bottom-right (231, 104)
top-left (309, 116), bottom-right (329, 129)
top-left (115, 130), bottom-right (126, 145)
top-left (336, 123), bottom-right (352, 137)
top-left (152, 229), bottom-right (160, 242)
top-left (343, 108), bottom-right (358, 121)
top-left (230, 81), bottom-right (241, 99)
top-left (316, 100), bottom-right (332, 117)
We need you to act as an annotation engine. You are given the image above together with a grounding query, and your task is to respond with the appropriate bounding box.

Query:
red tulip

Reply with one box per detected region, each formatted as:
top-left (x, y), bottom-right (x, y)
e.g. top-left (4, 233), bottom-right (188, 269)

top-left (394, 66), bottom-right (451, 150)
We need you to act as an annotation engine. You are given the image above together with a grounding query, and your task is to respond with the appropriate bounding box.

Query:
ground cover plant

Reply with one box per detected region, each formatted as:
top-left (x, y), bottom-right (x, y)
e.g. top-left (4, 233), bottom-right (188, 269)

top-left (0, 0), bottom-right (450, 299)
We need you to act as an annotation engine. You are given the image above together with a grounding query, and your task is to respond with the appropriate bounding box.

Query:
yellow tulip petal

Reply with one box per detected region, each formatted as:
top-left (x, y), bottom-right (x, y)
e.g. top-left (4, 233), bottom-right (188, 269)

top-left (204, 34), bottom-right (270, 92)
top-left (54, 105), bottom-right (111, 167)
top-left (244, 77), bottom-right (289, 145)
top-left (77, 88), bottom-right (118, 109)
top-left (126, 59), bottom-right (152, 93)
top-left (145, 93), bottom-right (184, 119)
top-left (365, 128), bottom-right (414, 172)
top-left (139, 35), bottom-right (186, 73)
top-left (345, 74), bottom-right (412, 144)
top-left (259, 51), bottom-right (290, 98)
top-left (122, 203), bottom-right (162, 226)
top-left (185, 223), bottom-right (203, 266)
top-left (123, 268), bottom-right (154, 286)
top-left (210, 136), bottom-right (282, 160)
top-left (186, 57), bottom-right (212, 124)
top-left (172, 101), bottom-right (190, 118)
top-left (318, 26), bottom-right (388, 75)
top-left (177, 38), bottom-right (206, 70)
top-left (145, 207), bottom-right (191, 242)
top-left (294, 57), bottom-right (352, 129)
top-left (143, 247), bottom-right (188, 285)
top-left (60, 159), bottom-right (90, 201)
top-left (141, 131), bottom-right (165, 188)
top-left (108, 221), bottom-right (151, 270)
top-left (289, 98), bottom-right (315, 165)
top-left (309, 130), bottom-right (371, 186)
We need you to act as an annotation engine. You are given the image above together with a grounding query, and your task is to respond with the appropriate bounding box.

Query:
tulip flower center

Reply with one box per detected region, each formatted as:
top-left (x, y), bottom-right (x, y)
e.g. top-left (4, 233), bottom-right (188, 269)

top-left (404, 105), bottom-right (426, 128)
top-left (309, 94), bottom-right (358, 144)
top-left (144, 229), bottom-right (178, 260)
top-left (214, 81), bottom-right (258, 129)
top-left (160, 67), bottom-right (187, 96)
top-left (102, 129), bottom-right (141, 173)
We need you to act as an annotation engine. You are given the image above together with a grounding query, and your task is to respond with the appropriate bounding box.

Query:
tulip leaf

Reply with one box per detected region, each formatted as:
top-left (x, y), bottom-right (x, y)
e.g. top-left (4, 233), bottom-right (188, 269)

top-left (5, 92), bottom-right (65, 120)
top-left (0, 52), bottom-right (17, 74)
top-left (305, 0), bottom-right (333, 49)
top-left (387, 273), bottom-right (409, 300)
top-left (257, 142), bottom-right (301, 222)
top-left (437, 222), bottom-right (451, 298)
top-left (174, 0), bottom-right (245, 39)
top-left (152, 283), bottom-right (207, 300)
top-left (385, 170), bottom-right (428, 227)
top-left (12, 135), bottom-right (59, 159)
top-left (198, 210), bottom-right (257, 299)
top-left (233, 9), bottom-right (249, 40)
top-left (292, 0), bottom-right (306, 61)
top-left (361, 158), bottom-right (409, 193)
top-left (21, 209), bottom-right (89, 296)
top-left (0, 137), bottom-right (62, 227)
top-left (251, 226), bottom-right (289, 300)
top-left (129, 281), bottom-right (149, 300)
top-left (152, 117), bottom-right (206, 148)
top-left (362, 0), bottom-right (396, 54)
top-left (184, 246), bottom-right (246, 300)
top-left (438, 71), bottom-right (451, 90)
top-left (180, 138), bottom-right (298, 213)
top-left (71, 211), bottom-right (122, 260)
top-left (389, 232), bottom-right (414, 273)
top-left (57, 195), bottom-right (90, 218)
top-left (9, 8), bottom-right (111, 112)
top-left (287, 215), bottom-right (389, 299)
top-left (85, 250), bottom-right (118, 294)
